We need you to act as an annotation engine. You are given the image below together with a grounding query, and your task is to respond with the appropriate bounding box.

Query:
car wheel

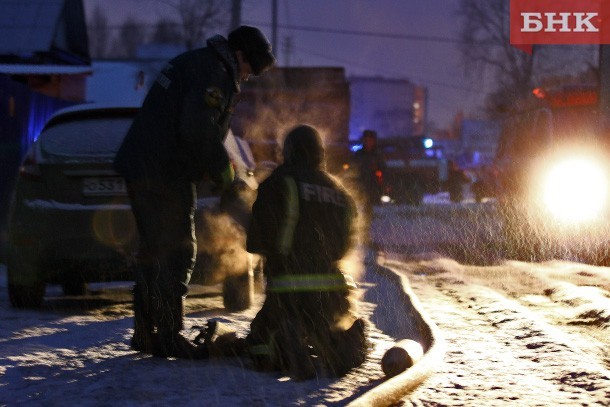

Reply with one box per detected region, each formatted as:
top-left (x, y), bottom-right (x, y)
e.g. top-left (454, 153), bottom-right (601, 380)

top-left (222, 272), bottom-right (253, 311)
top-left (7, 255), bottom-right (45, 308)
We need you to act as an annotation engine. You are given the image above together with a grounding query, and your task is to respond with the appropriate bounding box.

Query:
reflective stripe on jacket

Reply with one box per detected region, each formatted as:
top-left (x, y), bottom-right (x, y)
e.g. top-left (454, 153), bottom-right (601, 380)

top-left (267, 273), bottom-right (357, 293)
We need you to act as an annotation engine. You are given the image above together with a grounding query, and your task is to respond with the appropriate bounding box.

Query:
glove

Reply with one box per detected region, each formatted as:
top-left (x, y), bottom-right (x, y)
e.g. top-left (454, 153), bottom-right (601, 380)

top-left (210, 163), bottom-right (235, 193)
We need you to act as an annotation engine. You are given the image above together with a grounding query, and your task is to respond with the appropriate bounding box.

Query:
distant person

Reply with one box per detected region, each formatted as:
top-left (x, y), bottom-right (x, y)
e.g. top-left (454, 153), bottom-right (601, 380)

top-left (351, 129), bottom-right (386, 241)
top-left (113, 26), bottom-right (276, 359)
top-left (472, 165), bottom-right (494, 203)
top-left (245, 124), bottom-right (367, 379)
top-left (447, 160), bottom-right (470, 203)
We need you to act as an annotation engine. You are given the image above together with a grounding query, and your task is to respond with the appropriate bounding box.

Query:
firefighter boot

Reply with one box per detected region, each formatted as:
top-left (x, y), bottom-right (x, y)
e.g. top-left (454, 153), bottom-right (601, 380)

top-left (194, 319), bottom-right (246, 358)
top-left (325, 318), bottom-right (368, 376)
top-left (278, 320), bottom-right (316, 381)
top-left (151, 295), bottom-right (205, 359)
top-left (130, 281), bottom-right (156, 353)
top-left (340, 318), bottom-right (368, 372)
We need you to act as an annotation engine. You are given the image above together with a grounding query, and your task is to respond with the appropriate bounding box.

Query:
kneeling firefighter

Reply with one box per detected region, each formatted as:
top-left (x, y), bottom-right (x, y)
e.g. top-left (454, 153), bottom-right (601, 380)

top-left (202, 125), bottom-right (368, 378)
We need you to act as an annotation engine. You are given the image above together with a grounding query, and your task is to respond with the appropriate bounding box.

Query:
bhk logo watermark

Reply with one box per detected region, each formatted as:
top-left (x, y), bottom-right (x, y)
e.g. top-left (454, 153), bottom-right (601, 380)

top-left (510, 0), bottom-right (610, 53)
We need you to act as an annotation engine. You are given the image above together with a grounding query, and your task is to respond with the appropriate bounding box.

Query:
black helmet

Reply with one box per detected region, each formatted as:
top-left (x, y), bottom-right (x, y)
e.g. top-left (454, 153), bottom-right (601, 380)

top-left (361, 129), bottom-right (377, 140)
top-left (228, 25), bottom-right (276, 76)
top-left (283, 124), bottom-right (325, 169)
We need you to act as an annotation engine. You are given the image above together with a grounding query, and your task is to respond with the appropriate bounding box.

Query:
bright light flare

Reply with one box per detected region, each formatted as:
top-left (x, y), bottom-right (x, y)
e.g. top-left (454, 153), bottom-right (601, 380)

top-left (541, 156), bottom-right (608, 223)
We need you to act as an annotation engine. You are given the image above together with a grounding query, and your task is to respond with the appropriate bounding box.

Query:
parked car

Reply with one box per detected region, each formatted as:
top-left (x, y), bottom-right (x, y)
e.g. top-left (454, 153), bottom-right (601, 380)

top-left (347, 137), bottom-right (448, 206)
top-left (7, 103), bottom-right (259, 309)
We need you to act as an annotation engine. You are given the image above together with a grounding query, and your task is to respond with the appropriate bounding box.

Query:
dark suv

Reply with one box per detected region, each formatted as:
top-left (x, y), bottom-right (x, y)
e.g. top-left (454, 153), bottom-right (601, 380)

top-left (7, 104), bottom-right (259, 309)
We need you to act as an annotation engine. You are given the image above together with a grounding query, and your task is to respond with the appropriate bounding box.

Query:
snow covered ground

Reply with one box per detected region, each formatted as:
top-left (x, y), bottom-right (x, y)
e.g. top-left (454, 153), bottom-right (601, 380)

top-left (0, 248), bottom-right (431, 406)
top-left (2, 193), bottom-right (610, 405)
top-left (393, 255), bottom-right (610, 405)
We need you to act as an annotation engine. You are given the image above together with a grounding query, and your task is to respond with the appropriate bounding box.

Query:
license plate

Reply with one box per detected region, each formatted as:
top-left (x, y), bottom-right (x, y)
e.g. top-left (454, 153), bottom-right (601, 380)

top-left (82, 177), bottom-right (127, 196)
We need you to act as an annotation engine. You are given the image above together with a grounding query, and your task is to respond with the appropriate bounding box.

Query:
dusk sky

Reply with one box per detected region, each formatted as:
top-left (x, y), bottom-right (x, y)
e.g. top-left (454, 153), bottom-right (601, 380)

top-left (83, 0), bottom-right (490, 129)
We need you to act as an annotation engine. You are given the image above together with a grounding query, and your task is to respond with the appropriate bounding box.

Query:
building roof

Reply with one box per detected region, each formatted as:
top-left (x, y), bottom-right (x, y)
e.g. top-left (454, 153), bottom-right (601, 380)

top-left (0, 63), bottom-right (92, 75)
top-left (0, 0), bottom-right (89, 65)
top-left (85, 61), bottom-right (157, 105)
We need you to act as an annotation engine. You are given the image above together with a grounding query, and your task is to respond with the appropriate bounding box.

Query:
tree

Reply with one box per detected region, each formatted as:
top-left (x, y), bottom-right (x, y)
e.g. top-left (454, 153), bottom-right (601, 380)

top-left (457, 0), bottom-right (534, 116)
top-left (163, 0), bottom-right (229, 50)
top-left (152, 18), bottom-right (183, 44)
top-left (457, 0), bottom-right (598, 118)
top-left (114, 16), bottom-right (147, 58)
top-left (87, 6), bottom-right (109, 58)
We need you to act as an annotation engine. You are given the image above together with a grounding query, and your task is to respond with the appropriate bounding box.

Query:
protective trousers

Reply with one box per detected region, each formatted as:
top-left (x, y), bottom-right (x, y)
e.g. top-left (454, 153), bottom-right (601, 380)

top-left (127, 181), bottom-right (198, 355)
top-left (246, 288), bottom-right (367, 379)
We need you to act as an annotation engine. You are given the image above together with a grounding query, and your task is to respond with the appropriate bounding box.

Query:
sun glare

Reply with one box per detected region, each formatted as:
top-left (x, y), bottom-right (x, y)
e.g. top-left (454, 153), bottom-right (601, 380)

top-left (541, 157), bottom-right (608, 223)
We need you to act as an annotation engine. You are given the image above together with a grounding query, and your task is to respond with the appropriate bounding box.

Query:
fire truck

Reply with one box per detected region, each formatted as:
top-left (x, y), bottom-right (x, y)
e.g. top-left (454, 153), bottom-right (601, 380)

top-left (351, 136), bottom-right (449, 205)
top-left (493, 81), bottom-right (610, 263)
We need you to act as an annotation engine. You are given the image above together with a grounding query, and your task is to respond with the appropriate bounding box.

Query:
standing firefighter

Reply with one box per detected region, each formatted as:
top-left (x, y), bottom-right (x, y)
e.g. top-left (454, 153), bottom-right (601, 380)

top-left (351, 129), bottom-right (386, 244)
top-left (113, 26), bottom-right (275, 359)
top-left (353, 129), bottom-right (386, 207)
top-left (245, 124), bottom-right (368, 379)
top-left (446, 160), bottom-right (470, 203)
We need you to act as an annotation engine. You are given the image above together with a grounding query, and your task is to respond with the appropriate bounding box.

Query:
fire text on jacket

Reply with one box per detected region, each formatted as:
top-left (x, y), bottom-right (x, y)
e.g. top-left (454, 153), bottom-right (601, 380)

top-left (300, 182), bottom-right (346, 207)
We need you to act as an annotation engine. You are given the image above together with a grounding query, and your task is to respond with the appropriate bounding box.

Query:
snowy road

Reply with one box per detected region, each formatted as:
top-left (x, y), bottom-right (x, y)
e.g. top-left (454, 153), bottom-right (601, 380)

top-left (387, 258), bottom-right (610, 406)
top-left (370, 197), bottom-right (610, 406)
top-left (1, 195), bottom-right (610, 405)
top-left (0, 257), bottom-right (425, 406)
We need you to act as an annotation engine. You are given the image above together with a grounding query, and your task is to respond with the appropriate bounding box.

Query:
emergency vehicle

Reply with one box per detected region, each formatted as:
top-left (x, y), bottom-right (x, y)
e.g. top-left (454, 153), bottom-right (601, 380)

top-left (494, 83), bottom-right (610, 263)
top-left (372, 136), bottom-right (448, 205)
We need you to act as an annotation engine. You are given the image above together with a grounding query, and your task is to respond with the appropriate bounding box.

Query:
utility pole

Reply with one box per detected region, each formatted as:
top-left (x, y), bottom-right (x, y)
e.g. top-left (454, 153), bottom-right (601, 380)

top-left (230, 0), bottom-right (242, 31)
top-left (272, 0), bottom-right (278, 57)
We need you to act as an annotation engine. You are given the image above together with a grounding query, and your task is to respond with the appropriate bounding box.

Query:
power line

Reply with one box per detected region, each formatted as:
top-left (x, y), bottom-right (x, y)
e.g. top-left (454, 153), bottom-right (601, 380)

top-left (243, 20), bottom-right (466, 45)
top-left (85, 21), bottom-right (478, 92)
top-left (87, 20), bottom-right (473, 45)
top-left (294, 45), bottom-right (477, 93)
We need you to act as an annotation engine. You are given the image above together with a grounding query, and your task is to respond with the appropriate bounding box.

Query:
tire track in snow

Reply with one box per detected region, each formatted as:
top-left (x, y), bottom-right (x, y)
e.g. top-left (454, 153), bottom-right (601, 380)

top-left (393, 263), bottom-right (610, 406)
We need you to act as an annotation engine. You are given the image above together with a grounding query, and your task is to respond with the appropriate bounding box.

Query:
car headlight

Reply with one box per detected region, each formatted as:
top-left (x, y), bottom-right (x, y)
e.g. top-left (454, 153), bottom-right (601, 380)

top-left (540, 156), bottom-right (608, 223)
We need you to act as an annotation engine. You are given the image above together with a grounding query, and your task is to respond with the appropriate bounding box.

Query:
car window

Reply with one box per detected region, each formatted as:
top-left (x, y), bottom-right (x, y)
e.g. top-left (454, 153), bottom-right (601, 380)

top-left (552, 105), bottom-right (598, 142)
top-left (40, 117), bottom-right (133, 157)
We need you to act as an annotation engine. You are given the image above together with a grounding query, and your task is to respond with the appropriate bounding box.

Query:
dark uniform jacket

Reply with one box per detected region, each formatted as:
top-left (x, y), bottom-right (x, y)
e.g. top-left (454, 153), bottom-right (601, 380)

top-left (247, 164), bottom-right (356, 286)
top-left (352, 146), bottom-right (386, 202)
top-left (114, 35), bottom-right (239, 188)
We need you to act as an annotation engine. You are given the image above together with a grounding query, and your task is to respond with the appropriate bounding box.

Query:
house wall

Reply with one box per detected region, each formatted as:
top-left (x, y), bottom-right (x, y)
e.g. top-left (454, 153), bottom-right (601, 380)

top-left (232, 67), bottom-right (350, 145)
top-left (27, 73), bottom-right (87, 102)
top-left (349, 76), bottom-right (426, 140)
top-left (0, 75), bottom-right (74, 232)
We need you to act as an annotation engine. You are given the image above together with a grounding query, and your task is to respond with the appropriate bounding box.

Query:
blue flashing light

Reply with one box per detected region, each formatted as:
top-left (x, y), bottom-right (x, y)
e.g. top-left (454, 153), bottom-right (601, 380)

top-left (423, 138), bottom-right (434, 149)
top-left (351, 144), bottom-right (363, 152)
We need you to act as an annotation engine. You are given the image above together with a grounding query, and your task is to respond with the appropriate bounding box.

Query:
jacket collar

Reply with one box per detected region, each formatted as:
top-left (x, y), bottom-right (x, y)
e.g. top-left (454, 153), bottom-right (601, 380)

top-left (207, 35), bottom-right (240, 92)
